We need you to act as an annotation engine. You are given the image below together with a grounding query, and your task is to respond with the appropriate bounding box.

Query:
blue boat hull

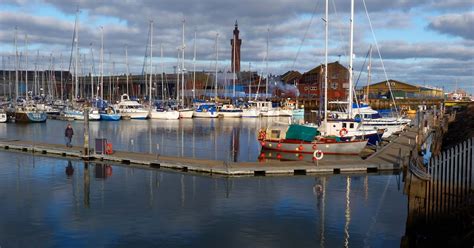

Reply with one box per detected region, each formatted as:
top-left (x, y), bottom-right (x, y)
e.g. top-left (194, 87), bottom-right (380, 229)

top-left (100, 114), bottom-right (121, 121)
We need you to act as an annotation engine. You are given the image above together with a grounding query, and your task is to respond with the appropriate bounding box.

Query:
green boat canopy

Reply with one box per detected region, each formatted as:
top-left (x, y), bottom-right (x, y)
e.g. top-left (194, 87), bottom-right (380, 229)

top-left (285, 124), bottom-right (320, 142)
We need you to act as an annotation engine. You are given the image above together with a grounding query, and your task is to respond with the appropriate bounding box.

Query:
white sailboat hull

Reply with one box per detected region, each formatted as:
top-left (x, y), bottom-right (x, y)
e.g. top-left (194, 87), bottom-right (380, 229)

top-left (193, 111), bottom-right (219, 118)
top-left (179, 109), bottom-right (194, 118)
top-left (219, 111), bottom-right (242, 118)
top-left (149, 110), bottom-right (180, 120)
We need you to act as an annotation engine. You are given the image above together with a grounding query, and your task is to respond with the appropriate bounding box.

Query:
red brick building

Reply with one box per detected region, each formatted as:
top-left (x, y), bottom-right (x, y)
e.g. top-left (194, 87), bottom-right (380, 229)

top-left (297, 61), bottom-right (349, 100)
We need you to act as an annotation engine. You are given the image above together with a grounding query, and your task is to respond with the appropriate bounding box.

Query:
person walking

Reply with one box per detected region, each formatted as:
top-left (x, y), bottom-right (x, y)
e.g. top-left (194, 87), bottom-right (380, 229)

top-left (65, 124), bottom-right (74, 148)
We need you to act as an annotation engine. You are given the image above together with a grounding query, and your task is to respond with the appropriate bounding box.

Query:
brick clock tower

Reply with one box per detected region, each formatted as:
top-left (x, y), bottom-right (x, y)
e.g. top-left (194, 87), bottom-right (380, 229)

top-left (231, 20), bottom-right (242, 73)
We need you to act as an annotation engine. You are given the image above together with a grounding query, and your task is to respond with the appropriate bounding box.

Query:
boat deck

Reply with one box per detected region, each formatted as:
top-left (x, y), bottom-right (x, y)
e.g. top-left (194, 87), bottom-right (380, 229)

top-left (0, 128), bottom-right (414, 177)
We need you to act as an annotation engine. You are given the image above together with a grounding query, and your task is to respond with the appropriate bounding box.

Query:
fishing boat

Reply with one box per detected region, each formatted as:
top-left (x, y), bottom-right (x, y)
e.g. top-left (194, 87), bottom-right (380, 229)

top-left (316, 119), bottom-right (384, 146)
top-left (218, 104), bottom-right (242, 118)
top-left (100, 106), bottom-right (121, 121)
top-left (193, 102), bottom-right (218, 118)
top-left (258, 124), bottom-right (368, 155)
top-left (115, 94), bottom-right (149, 119)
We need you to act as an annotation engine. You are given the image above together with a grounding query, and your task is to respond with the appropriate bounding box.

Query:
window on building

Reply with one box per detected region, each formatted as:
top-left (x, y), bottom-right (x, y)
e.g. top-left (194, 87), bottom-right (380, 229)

top-left (350, 123), bottom-right (354, 129)
top-left (331, 82), bottom-right (338, 89)
top-left (332, 73), bottom-right (338, 79)
top-left (342, 123), bottom-right (347, 128)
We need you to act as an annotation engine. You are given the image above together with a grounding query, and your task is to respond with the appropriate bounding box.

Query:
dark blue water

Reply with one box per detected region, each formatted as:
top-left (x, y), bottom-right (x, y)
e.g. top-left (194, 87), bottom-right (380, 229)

top-left (0, 151), bottom-right (407, 247)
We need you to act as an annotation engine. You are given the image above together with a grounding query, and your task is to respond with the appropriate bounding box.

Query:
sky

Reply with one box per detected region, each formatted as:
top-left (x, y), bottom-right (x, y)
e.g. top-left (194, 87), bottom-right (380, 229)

top-left (0, 0), bottom-right (472, 94)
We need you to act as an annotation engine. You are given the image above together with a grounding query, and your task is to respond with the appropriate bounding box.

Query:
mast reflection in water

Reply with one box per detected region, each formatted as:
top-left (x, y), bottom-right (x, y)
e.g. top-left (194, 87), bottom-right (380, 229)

top-left (0, 152), bottom-right (407, 247)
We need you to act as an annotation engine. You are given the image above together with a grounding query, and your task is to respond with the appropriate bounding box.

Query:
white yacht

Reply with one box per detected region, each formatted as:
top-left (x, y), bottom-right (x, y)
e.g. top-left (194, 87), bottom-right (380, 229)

top-left (115, 94), bottom-right (149, 119)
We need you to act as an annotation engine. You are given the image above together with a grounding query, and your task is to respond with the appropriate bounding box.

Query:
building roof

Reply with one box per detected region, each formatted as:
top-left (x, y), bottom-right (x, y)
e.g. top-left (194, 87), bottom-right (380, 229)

top-left (366, 79), bottom-right (443, 92)
top-left (305, 61), bottom-right (347, 75)
top-left (280, 70), bottom-right (301, 83)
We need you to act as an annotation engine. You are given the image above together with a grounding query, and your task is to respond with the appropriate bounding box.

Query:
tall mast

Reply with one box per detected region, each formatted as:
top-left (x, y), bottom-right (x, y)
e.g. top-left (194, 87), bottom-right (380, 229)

top-left (149, 20), bottom-right (153, 109)
top-left (176, 48), bottom-right (180, 102)
top-left (89, 43), bottom-right (94, 99)
top-left (215, 32), bottom-right (219, 99)
top-left (25, 34), bottom-right (28, 101)
top-left (14, 27), bottom-right (18, 101)
top-left (125, 44), bottom-right (129, 95)
top-left (108, 52), bottom-right (112, 102)
top-left (74, 9), bottom-right (79, 100)
top-left (60, 53), bottom-right (63, 100)
top-left (193, 28), bottom-right (196, 99)
top-left (323, 0), bottom-right (328, 129)
top-left (100, 26), bottom-right (104, 100)
top-left (232, 22), bottom-right (236, 98)
top-left (265, 28), bottom-right (269, 99)
top-left (248, 62), bottom-right (251, 101)
top-left (366, 46), bottom-right (372, 102)
top-left (161, 44), bottom-right (164, 101)
top-left (181, 18), bottom-right (185, 106)
top-left (348, 0), bottom-right (355, 117)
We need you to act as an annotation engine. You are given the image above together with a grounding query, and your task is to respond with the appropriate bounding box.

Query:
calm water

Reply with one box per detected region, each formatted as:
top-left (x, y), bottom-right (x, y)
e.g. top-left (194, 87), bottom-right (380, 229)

top-left (0, 117), bottom-right (294, 162)
top-left (0, 152), bottom-right (407, 247)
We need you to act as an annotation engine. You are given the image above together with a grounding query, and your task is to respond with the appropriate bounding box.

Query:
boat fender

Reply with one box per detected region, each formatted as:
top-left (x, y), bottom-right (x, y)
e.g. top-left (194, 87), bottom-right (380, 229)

top-left (313, 150), bottom-right (323, 160)
top-left (277, 143), bottom-right (282, 148)
top-left (298, 145), bottom-right (304, 151)
top-left (312, 144), bottom-right (318, 150)
top-left (339, 128), bottom-right (348, 137)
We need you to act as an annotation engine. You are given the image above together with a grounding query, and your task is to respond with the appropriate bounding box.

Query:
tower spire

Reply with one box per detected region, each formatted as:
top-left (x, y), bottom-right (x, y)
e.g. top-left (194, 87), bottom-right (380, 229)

top-left (231, 21), bottom-right (241, 73)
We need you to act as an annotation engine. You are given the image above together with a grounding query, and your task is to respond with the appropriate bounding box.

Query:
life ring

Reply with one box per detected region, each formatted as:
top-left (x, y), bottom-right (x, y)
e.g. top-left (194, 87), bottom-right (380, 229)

top-left (313, 150), bottom-right (323, 160)
top-left (339, 128), bottom-right (348, 137)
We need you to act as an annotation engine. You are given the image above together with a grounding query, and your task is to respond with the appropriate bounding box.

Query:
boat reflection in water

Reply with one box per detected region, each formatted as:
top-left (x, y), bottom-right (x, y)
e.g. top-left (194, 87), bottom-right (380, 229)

top-left (259, 148), bottom-right (363, 162)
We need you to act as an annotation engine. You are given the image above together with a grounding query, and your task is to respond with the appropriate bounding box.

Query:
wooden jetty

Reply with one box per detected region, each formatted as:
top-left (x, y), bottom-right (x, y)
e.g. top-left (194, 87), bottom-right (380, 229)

top-left (0, 130), bottom-right (413, 176)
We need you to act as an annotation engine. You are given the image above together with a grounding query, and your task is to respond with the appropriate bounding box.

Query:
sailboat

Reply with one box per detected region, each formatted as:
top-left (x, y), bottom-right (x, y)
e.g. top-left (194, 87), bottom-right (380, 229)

top-left (258, 0), bottom-right (369, 156)
top-left (8, 31), bottom-right (47, 123)
top-left (147, 21), bottom-right (180, 120)
top-left (177, 19), bottom-right (194, 119)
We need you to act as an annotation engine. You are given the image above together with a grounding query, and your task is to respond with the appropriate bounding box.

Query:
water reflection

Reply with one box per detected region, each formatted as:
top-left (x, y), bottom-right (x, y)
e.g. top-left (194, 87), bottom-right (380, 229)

top-left (0, 152), bottom-right (407, 247)
top-left (84, 162), bottom-right (90, 208)
top-left (259, 148), bottom-right (364, 163)
top-left (0, 117), bottom-right (297, 162)
top-left (65, 160), bottom-right (74, 178)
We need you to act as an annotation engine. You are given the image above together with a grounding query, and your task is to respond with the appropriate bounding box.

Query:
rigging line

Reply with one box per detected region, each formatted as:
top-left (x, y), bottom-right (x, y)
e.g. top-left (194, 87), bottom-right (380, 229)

top-left (353, 45), bottom-right (371, 90)
top-left (361, 0), bottom-right (400, 118)
top-left (331, 0), bottom-right (348, 59)
top-left (290, 0), bottom-right (320, 70)
top-left (352, 46), bottom-right (371, 108)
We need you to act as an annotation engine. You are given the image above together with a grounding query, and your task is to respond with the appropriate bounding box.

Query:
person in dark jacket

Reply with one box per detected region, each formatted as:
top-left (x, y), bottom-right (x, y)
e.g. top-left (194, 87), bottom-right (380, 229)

top-left (65, 124), bottom-right (74, 147)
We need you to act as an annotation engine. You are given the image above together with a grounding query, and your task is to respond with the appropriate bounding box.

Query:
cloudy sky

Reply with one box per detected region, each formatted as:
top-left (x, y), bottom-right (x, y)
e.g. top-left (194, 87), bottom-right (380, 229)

top-left (0, 0), bottom-right (472, 93)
